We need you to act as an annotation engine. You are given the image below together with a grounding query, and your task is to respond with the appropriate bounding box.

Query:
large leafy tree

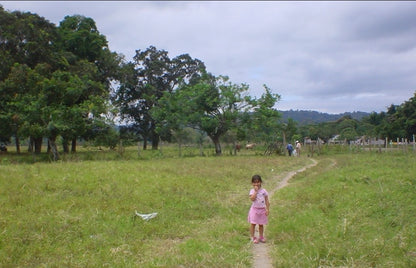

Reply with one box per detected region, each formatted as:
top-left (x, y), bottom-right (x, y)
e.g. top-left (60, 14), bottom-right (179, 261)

top-left (0, 7), bottom-right (59, 149)
top-left (0, 62), bottom-right (107, 160)
top-left (247, 85), bottom-right (281, 143)
top-left (376, 104), bottom-right (405, 141)
top-left (57, 15), bottom-right (107, 62)
top-left (156, 73), bottom-right (251, 155)
top-left (0, 9), bottom-right (121, 157)
top-left (114, 46), bottom-right (205, 150)
top-left (336, 116), bottom-right (359, 142)
top-left (57, 15), bottom-right (121, 152)
top-left (0, 7), bottom-right (58, 78)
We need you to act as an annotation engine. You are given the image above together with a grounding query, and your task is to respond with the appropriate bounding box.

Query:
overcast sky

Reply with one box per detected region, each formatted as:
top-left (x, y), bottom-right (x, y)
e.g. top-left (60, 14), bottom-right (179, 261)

top-left (2, 1), bottom-right (416, 114)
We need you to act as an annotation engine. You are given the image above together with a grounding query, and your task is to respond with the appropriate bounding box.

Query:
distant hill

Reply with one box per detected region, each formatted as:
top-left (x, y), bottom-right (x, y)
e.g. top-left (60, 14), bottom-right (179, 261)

top-left (279, 110), bottom-right (370, 125)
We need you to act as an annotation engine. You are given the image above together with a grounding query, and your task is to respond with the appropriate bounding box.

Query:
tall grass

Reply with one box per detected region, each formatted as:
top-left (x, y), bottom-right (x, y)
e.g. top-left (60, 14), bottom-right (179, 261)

top-left (269, 152), bottom-right (416, 267)
top-left (0, 150), bottom-right (307, 267)
top-left (1, 147), bottom-right (415, 267)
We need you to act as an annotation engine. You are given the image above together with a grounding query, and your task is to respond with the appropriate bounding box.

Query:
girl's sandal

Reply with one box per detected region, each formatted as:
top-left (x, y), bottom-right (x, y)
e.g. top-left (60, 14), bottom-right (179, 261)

top-left (259, 237), bottom-right (266, 243)
top-left (252, 237), bottom-right (259, 244)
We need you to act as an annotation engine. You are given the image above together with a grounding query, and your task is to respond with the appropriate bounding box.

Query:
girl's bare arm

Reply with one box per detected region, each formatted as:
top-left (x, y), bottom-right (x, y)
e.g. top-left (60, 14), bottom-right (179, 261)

top-left (265, 195), bottom-right (270, 215)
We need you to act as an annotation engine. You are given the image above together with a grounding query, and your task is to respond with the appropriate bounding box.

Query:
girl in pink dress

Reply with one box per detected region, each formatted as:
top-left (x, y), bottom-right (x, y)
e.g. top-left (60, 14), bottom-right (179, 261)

top-left (248, 174), bottom-right (270, 244)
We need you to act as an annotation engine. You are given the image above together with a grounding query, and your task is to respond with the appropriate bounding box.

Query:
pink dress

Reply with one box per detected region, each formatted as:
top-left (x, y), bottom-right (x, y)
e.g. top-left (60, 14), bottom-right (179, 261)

top-left (247, 188), bottom-right (269, 225)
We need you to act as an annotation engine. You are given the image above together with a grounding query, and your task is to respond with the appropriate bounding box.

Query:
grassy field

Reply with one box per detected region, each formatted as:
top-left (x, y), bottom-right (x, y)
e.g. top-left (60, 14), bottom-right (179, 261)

top-left (1, 147), bottom-right (415, 267)
top-left (269, 153), bottom-right (416, 267)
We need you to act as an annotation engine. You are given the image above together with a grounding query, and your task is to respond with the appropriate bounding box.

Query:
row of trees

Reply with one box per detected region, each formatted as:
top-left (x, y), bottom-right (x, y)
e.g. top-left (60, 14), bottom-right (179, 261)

top-left (294, 92), bottom-right (416, 144)
top-left (1, 7), bottom-right (415, 160)
top-left (114, 45), bottom-right (282, 155)
top-left (0, 7), bottom-right (123, 160)
top-left (0, 7), bottom-right (283, 158)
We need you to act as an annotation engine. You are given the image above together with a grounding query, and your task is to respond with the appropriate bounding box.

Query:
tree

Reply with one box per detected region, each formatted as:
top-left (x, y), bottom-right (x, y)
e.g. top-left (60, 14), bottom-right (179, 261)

top-left (0, 9), bottom-right (120, 157)
top-left (246, 85), bottom-right (282, 143)
top-left (114, 46), bottom-right (205, 150)
top-left (336, 116), bottom-right (359, 142)
top-left (0, 8), bottom-right (59, 151)
top-left (57, 15), bottom-right (107, 62)
top-left (397, 91), bottom-right (416, 140)
top-left (0, 7), bottom-right (58, 79)
top-left (158, 73), bottom-right (251, 155)
top-left (57, 15), bottom-right (121, 152)
top-left (283, 118), bottom-right (298, 143)
top-left (151, 89), bottom-right (189, 156)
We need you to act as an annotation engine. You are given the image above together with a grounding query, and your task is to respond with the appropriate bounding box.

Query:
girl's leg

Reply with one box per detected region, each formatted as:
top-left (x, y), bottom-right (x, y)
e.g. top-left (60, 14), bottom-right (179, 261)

top-left (259, 225), bottom-right (266, 242)
top-left (250, 224), bottom-right (258, 243)
top-left (250, 224), bottom-right (256, 238)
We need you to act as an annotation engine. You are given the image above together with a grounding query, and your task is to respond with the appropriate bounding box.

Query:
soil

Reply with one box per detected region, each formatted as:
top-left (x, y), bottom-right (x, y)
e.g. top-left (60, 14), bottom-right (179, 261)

top-left (251, 158), bottom-right (318, 268)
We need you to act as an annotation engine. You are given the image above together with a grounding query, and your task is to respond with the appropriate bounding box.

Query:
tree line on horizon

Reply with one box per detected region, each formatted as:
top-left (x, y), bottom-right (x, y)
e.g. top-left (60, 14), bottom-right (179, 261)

top-left (1, 7), bottom-right (415, 160)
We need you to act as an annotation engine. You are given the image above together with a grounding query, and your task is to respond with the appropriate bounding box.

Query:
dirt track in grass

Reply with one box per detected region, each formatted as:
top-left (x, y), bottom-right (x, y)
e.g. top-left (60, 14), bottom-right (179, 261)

top-left (251, 158), bottom-right (319, 268)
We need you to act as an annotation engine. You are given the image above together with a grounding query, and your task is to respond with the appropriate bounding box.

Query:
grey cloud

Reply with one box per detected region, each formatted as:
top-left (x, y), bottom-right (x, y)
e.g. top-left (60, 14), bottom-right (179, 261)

top-left (1, 1), bottom-right (415, 114)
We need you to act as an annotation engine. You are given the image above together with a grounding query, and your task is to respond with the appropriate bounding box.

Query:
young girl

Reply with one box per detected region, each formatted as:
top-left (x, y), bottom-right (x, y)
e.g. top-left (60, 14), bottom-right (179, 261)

top-left (248, 174), bottom-right (270, 244)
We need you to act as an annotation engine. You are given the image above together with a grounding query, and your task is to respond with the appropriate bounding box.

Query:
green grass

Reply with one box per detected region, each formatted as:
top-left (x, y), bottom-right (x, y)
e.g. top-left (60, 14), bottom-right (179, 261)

top-left (0, 149), bottom-right (307, 267)
top-left (269, 153), bottom-right (416, 267)
top-left (1, 147), bottom-right (415, 267)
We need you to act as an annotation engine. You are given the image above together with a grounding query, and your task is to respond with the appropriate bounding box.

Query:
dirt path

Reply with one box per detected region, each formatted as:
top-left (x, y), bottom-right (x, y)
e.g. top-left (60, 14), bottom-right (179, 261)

top-left (252, 158), bottom-right (319, 268)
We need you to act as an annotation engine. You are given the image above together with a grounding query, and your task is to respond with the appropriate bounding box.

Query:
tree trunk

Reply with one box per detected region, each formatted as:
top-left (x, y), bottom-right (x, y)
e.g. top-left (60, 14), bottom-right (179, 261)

top-left (28, 137), bottom-right (33, 153)
top-left (151, 132), bottom-right (159, 150)
top-left (71, 138), bottom-right (77, 153)
top-left (34, 137), bottom-right (42, 154)
top-left (47, 140), bottom-right (51, 153)
top-left (199, 142), bottom-right (204, 156)
top-left (211, 136), bottom-right (222, 156)
top-left (178, 138), bottom-right (182, 157)
top-left (49, 136), bottom-right (60, 161)
top-left (14, 135), bottom-right (20, 154)
top-left (62, 139), bottom-right (69, 153)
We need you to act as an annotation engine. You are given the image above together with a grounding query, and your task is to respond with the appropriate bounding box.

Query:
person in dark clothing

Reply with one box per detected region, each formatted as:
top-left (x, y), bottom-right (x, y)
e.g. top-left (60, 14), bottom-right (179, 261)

top-left (286, 143), bottom-right (293, 156)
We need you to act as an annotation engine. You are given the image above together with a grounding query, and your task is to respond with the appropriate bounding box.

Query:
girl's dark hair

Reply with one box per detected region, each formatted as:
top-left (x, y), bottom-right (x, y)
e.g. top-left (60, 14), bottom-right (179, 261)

top-left (251, 174), bottom-right (262, 183)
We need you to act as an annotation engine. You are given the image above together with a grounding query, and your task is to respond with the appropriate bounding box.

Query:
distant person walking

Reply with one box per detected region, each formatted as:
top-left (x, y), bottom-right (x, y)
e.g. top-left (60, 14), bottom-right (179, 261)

top-left (295, 141), bottom-right (302, 156)
top-left (248, 175), bottom-right (269, 244)
top-left (286, 143), bottom-right (294, 156)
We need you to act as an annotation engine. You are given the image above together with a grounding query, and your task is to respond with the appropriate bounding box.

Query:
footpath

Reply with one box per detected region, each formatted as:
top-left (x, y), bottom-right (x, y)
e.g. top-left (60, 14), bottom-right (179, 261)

top-left (252, 158), bottom-right (319, 268)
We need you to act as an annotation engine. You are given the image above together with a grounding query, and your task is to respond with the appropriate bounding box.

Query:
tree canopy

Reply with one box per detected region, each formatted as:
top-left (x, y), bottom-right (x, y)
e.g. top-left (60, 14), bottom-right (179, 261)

top-left (1, 6), bottom-right (415, 159)
top-left (0, 8), bottom-right (121, 159)
top-left (113, 46), bottom-right (206, 150)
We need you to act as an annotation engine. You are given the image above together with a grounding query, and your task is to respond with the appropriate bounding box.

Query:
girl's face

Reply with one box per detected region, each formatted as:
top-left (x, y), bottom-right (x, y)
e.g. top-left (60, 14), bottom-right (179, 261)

top-left (252, 180), bottom-right (262, 189)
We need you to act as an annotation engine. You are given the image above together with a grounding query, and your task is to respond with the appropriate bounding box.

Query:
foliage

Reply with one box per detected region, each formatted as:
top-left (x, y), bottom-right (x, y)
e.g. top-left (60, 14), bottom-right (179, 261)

top-left (0, 8), bottom-right (121, 158)
top-left (113, 46), bottom-right (205, 150)
top-left (360, 92), bottom-right (416, 141)
top-left (0, 7), bottom-right (58, 77)
top-left (245, 85), bottom-right (281, 143)
top-left (1, 6), bottom-right (415, 158)
top-left (280, 110), bottom-right (369, 126)
top-left (57, 15), bottom-right (107, 62)
top-left (153, 73), bottom-right (252, 155)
